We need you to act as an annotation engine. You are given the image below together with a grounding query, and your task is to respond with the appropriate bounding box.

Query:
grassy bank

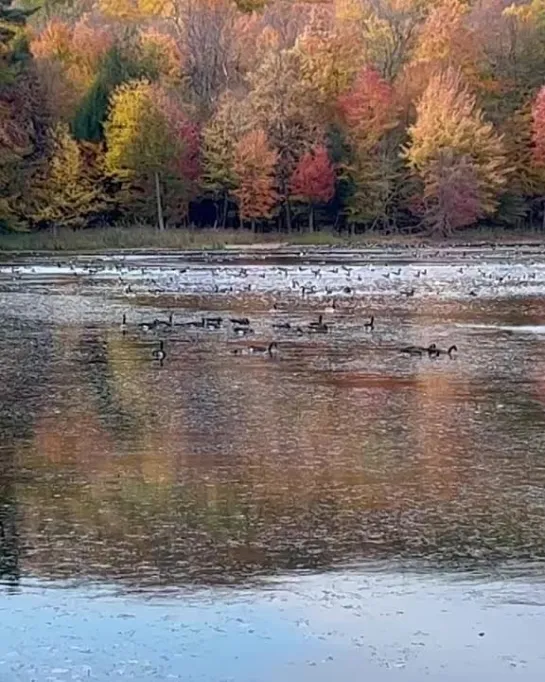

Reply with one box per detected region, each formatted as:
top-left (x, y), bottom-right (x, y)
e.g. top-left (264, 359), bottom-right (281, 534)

top-left (1, 224), bottom-right (545, 253)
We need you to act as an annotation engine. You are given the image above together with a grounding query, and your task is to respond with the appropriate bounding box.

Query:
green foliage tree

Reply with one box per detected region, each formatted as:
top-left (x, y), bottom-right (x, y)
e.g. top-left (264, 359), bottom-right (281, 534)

top-left (72, 47), bottom-right (143, 142)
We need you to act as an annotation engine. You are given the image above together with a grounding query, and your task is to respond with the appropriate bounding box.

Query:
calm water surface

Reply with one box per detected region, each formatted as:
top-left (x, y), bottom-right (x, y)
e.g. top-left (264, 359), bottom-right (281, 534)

top-left (1, 246), bottom-right (545, 681)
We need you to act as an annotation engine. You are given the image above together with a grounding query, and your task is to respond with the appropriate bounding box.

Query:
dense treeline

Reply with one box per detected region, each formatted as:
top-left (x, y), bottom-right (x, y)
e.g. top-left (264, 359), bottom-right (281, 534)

top-left (4, 0), bottom-right (545, 236)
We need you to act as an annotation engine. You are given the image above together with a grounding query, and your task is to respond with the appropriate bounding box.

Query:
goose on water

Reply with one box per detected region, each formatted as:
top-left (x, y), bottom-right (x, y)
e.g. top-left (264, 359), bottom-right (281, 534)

top-left (152, 340), bottom-right (166, 366)
top-left (249, 342), bottom-right (278, 356)
top-left (400, 343), bottom-right (437, 357)
top-left (430, 344), bottom-right (458, 357)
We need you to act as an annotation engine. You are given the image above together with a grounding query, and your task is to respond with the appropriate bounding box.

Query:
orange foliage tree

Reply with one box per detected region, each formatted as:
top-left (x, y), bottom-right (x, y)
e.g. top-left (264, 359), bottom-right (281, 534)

top-left (232, 129), bottom-right (278, 231)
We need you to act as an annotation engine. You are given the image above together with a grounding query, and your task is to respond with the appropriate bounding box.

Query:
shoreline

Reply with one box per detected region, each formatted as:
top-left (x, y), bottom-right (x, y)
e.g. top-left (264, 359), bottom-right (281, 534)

top-left (1, 225), bottom-right (545, 255)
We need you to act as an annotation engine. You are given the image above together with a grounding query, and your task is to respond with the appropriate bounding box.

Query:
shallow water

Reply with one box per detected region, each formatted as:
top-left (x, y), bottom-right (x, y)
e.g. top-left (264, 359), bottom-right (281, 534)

top-left (1, 246), bottom-right (545, 680)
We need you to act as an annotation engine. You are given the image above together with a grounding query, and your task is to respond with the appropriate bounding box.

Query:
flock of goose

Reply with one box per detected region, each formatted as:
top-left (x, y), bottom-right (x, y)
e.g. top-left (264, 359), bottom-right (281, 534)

top-left (2, 247), bottom-right (545, 303)
top-left (5, 247), bottom-right (544, 367)
top-left (119, 308), bottom-right (458, 367)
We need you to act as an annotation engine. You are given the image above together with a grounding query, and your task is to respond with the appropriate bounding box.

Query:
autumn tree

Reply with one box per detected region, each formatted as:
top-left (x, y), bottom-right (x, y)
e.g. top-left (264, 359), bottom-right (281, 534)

top-left (335, 0), bottom-right (429, 82)
top-left (1, 0), bottom-right (46, 229)
top-left (105, 79), bottom-right (198, 229)
top-left (136, 28), bottom-right (182, 86)
top-left (168, 0), bottom-right (237, 116)
top-left (419, 150), bottom-right (483, 235)
top-left (295, 16), bottom-right (359, 122)
top-left (248, 47), bottom-right (319, 231)
top-left (530, 85), bottom-right (545, 227)
top-left (232, 128), bottom-right (277, 231)
top-left (72, 46), bottom-right (142, 142)
top-left (411, 0), bottom-right (480, 86)
top-left (404, 69), bottom-right (509, 232)
top-left (31, 16), bottom-right (113, 122)
top-left (290, 145), bottom-right (335, 232)
top-left (28, 123), bottom-right (107, 230)
top-left (201, 92), bottom-right (251, 227)
top-left (532, 85), bottom-right (545, 167)
top-left (337, 67), bottom-right (401, 229)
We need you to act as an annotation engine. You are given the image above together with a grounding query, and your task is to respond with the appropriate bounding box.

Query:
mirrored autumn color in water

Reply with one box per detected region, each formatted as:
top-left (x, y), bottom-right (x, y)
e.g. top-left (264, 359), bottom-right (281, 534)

top-left (2, 248), bottom-right (545, 680)
top-left (2, 249), bottom-right (545, 591)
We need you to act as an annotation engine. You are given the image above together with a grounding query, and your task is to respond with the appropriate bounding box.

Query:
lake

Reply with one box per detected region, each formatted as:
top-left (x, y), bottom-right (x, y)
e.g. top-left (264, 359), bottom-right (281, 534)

top-left (1, 245), bottom-right (545, 681)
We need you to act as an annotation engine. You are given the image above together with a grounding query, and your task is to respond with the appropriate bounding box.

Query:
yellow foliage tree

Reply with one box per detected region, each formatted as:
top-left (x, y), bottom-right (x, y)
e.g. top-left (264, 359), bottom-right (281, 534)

top-left (296, 30), bottom-right (359, 120)
top-left (29, 124), bottom-right (107, 230)
top-left (99, 0), bottom-right (173, 20)
top-left (105, 80), bottom-right (172, 229)
top-left (412, 0), bottom-right (481, 86)
top-left (105, 79), bottom-right (199, 229)
top-left (404, 69), bottom-right (510, 218)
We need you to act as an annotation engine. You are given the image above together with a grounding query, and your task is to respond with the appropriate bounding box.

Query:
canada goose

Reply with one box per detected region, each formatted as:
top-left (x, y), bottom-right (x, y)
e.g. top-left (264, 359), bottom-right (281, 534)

top-left (432, 344), bottom-right (458, 357)
top-left (307, 321), bottom-right (328, 333)
top-left (364, 315), bottom-right (374, 330)
top-left (233, 326), bottom-right (254, 336)
top-left (401, 288), bottom-right (415, 297)
top-left (230, 317), bottom-right (250, 326)
top-left (155, 312), bottom-right (173, 328)
top-left (309, 314), bottom-right (325, 328)
top-left (324, 300), bottom-right (337, 314)
top-left (121, 313), bottom-right (127, 335)
top-left (181, 318), bottom-right (205, 328)
top-left (400, 343), bottom-right (437, 357)
top-left (272, 321), bottom-right (291, 330)
top-left (204, 316), bottom-right (222, 329)
top-left (138, 320), bottom-right (156, 332)
top-left (152, 340), bottom-right (166, 366)
top-left (249, 342), bottom-right (278, 356)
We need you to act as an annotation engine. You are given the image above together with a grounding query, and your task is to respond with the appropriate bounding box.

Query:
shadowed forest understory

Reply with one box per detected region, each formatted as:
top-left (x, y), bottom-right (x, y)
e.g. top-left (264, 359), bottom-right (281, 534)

top-left (5, 0), bottom-right (545, 238)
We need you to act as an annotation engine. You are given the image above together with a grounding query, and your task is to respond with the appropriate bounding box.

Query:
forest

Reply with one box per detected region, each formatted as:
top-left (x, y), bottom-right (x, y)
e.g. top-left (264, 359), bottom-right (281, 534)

top-left (3, 0), bottom-right (545, 237)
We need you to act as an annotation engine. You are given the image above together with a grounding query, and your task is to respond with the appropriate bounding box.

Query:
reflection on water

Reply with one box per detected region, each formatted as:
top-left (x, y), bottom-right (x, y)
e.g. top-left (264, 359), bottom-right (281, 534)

top-left (1, 251), bottom-right (545, 594)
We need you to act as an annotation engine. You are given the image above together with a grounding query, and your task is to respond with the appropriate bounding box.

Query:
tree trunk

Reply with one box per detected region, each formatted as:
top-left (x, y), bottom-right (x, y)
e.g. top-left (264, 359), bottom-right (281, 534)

top-left (222, 194), bottom-right (228, 229)
top-left (154, 171), bottom-right (165, 231)
top-left (251, 217), bottom-right (256, 233)
top-left (285, 199), bottom-right (292, 233)
top-left (309, 204), bottom-right (314, 233)
top-left (542, 197), bottom-right (545, 232)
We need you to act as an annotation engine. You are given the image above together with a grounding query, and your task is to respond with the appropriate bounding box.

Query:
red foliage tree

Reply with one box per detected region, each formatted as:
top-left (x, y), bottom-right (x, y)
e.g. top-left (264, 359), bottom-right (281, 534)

top-left (337, 67), bottom-right (398, 148)
top-left (290, 145), bottom-right (335, 231)
top-left (155, 86), bottom-right (201, 184)
top-left (421, 150), bottom-right (483, 235)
